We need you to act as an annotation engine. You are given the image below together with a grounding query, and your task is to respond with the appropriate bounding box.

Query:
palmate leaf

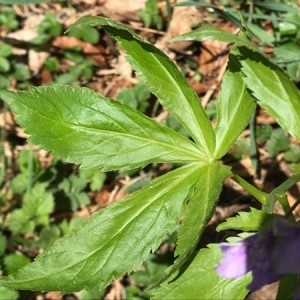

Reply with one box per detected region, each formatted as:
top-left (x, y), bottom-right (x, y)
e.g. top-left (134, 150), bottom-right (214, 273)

top-left (0, 163), bottom-right (204, 293)
top-left (152, 244), bottom-right (251, 299)
top-left (0, 86), bottom-right (205, 171)
top-left (214, 54), bottom-right (256, 158)
top-left (240, 48), bottom-right (300, 141)
top-left (157, 162), bottom-right (231, 286)
top-left (68, 16), bottom-right (215, 157)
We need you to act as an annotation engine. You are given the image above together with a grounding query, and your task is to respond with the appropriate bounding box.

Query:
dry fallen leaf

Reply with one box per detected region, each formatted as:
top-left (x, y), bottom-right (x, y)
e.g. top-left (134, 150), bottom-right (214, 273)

top-left (98, 0), bottom-right (147, 22)
top-left (164, 4), bottom-right (203, 51)
top-left (28, 50), bottom-right (49, 75)
top-left (52, 36), bottom-right (108, 67)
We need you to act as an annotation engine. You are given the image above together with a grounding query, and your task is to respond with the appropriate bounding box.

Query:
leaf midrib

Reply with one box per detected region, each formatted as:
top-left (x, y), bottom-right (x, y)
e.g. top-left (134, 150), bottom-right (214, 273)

top-left (113, 31), bottom-right (212, 155)
top-left (22, 104), bottom-right (206, 161)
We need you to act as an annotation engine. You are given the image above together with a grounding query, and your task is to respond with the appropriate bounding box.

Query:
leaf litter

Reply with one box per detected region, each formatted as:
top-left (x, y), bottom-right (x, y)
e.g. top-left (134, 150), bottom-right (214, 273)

top-left (0, 1), bottom-right (299, 299)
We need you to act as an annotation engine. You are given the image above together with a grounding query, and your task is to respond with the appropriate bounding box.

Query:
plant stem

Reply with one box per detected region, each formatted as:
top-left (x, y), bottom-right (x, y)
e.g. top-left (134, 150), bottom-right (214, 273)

top-left (231, 174), bottom-right (267, 205)
top-left (249, 111), bottom-right (259, 177)
top-left (27, 149), bottom-right (33, 194)
top-left (275, 194), bottom-right (295, 222)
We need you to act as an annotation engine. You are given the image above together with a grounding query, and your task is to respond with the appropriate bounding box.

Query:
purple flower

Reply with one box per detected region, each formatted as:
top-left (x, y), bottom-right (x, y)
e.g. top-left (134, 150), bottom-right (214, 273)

top-left (217, 217), bottom-right (300, 291)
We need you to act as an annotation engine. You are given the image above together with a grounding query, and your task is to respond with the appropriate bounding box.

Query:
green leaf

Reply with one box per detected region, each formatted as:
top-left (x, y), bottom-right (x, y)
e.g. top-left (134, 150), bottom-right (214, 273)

top-left (3, 254), bottom-right (31, 275)
top-left (216, 208), bottom-right (269, 232)
top-left (152, 244), bottom-right (251, 299)
top-left (247, 23), bottom-right (275, 44)
top-left (59, 174), bottom-right (90, 211)
top-left (274, 42), bottom-right (300, 64)
top-left (0, 57), bottom-right (10, 73)
top-left (68, 16), bottom-right (215, 157)
top-left (79, 168), bottom-right (106, 192)
top-left (37, 225), bottom-right (61, 249)
top-left (9, 183), bottom-right (54, 233)
top-left (68, 25), bottom-right (100, 44)
top-left (10, 173), bottom-right (29, 194)
top-left (285, 144), bottom-right (300, 163)
top-left (256, 124), bottom-right (272, 143)
top-left (0, 43), bottom-right (12, 57)
top-left (228, 138), bottom-right (249, 160)
top-left (155, 163), bottom-right (231, 287)
top-left (170, 24), bottom-right (236, 43)
top-left (0, 235), bottom-right (7, 256)
top-left (138, 0), bottom-right (163, 30)
top-left (287, 62), bottom-right (300, 82)
top-left (8, 209), bottom-right (35, 234)
top-left (116, 88), bottom-right (138, 109)
top-left (254, 2), bottom-right (298, 13)
top-left (0, 6), bottom-right (18, 30)
top-left (214, 54), bottom-right (256, 158)
top-left (0, 85), bottom-right (205, 171)
top-left (165, 114), bottom-right (189, 138)
top-left (13, 63), bottom-right (30, 81)
top-left (0, 163), bottom-right (203, 293)
top-left (131, 254), bottom-right (169, 286)
top-left (22, 183), bottom-right (54, 222)
top-left (240, 48), bottom-right (300, 141)
top-left (170, 24), bottom-right (259, 52)
top-left (18, 149), bottom-right (41, 174)
top-left (116, 83), bottom-right (151, 113)
top-left (266, 128), bottom-right (290, 157)
top-left (135, 83), bottom-right (150, 103)
top-left (0, 75), bottom-right (9, 89)
top-left (78, 287), bottom-right (105, 300)
top-left (0, 286), bottom-right (19, 300)
top-left (70, 192), bottom-right (90, 211)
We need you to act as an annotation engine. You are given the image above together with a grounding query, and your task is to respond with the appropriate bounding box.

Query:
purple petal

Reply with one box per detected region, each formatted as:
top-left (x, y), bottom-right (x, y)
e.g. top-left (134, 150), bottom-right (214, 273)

top-left (271, 219), bottom-right (300, 274)
top-left (217, 242), bottom-right (250, 278)
top-left (247, 226), bottom-right (282, 290)
top-left (248, 265), bottom-right (281, 291)
top-left (217, 218), bottom-right (300, 292)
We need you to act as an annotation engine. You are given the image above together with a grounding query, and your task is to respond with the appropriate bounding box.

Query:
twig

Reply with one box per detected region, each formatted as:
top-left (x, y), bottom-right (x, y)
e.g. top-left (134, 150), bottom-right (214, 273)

top-left (201, 56), bottom-right (228, 108)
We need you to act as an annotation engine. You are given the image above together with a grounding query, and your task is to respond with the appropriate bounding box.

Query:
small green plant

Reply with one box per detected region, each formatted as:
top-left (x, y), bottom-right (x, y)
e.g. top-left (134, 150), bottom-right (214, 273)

top-left (178, 0), bottom-right (300, 80)
top-left (47, 47), bottom-right (95, 85)
top-left (0, 43), bottom-right (12, 88)
top-left (0, 146), bottom-right (106, 298)
top-left (8, 183), bottom-right (54, 234)
top-left (0, 15), bottom-right (299, 300)
top-left (138, 0), bottom-right (163, 30)
top-left (67, 24), bottom-right (100, 44)
top-left (0, 43), bottom-right (30, 89)
top-left (32, 13), bottom-right (62, 45)
top-left (58, 168), bottom-right (106, 211)
top-left (0, 6), bottom-right (18, 30)
top-left (116, 83), bottom-right (151, 113)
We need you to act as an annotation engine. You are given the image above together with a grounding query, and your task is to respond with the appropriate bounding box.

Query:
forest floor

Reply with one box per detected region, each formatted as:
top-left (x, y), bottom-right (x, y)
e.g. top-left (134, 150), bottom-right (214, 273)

top-left (0, 0), bottom-right (299, 299)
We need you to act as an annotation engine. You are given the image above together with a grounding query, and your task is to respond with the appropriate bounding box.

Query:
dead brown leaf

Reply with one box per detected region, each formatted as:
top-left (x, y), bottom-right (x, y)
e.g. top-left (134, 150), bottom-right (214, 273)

top-left (98, 0), bottom-right (147, 22)
top-left (52, 36), bottom-right (108, 67)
